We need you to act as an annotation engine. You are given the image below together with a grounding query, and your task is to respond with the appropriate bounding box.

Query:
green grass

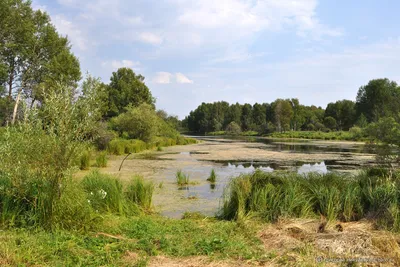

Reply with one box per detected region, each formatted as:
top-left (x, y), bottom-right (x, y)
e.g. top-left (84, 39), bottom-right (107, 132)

top-left (267, 129), bottom-right (368, 141)
top-left (96, 152), bottom-right (108, 167)
top-left (125, 175), bottom-right (154, 212)
top-left (208, 131), bottom-right (259, 136)
top-left (80, 150), bottom-right (91, 170)
top-left (221, 169), bottom-right (400, 230)
top-left (108, 137), bottom-right (197, 155)
top-left (176, 170), bottom-right (190, 186)
top-left (207, 169), bottom-right (217, 183)
top-left (0, 214), bottom-right (264, 266)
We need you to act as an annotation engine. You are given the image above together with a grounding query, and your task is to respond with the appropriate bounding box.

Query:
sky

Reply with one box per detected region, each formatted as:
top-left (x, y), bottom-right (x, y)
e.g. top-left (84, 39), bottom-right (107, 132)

top-left (32, 0), bottom-right (400, 118)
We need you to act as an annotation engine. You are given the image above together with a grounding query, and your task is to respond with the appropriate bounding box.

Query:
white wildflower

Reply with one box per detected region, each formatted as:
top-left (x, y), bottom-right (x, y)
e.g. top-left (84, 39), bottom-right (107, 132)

top-left (98, 189), bottom-right (107, 199)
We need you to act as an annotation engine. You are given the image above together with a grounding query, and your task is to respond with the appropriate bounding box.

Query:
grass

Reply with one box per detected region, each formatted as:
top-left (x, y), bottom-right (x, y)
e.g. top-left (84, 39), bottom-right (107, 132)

top-left (176, 170), bottom-right (190, 186)
top-left (207, 169), bottom-right (217, 183)
top-left (108, 137), bottom-right (197, 155)
top-left (80, 150), bottom-right (91, 170)
top-left (96, 151), bottom-right (108, 167)
top-left (0, 214), bottom-right (264, 266)
top-left (125, 175), bottom-right (154, 211)
top-left (221, 168), bottom-right (400, 230)
top-left (208, 130), bottom-right (259, 136)
top-left (267, 129), bottom-right (368, 141)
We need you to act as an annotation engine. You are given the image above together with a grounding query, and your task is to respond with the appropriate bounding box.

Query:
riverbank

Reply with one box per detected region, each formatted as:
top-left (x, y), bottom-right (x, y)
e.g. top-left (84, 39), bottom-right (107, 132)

top-left (203, 130), bottom-right (367, 141)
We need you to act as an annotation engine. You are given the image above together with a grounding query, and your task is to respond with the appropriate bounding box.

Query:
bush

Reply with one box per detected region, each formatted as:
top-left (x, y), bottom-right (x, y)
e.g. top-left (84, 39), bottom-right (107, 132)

top-left (225, 121), bottom-right (242, 135)
top-left (95, 152), bottom-right (108, 168)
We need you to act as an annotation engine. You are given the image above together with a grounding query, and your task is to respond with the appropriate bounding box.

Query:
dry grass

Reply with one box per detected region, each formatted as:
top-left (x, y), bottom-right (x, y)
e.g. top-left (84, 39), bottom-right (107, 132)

top-left (258, 218), bottom-right (400, 266)
top-left (148, 256), bottom-right (252, 267)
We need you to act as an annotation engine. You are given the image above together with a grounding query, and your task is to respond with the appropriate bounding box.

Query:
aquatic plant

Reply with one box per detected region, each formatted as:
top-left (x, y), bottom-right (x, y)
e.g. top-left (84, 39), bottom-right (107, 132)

top-left (220, 168), bottom-right (400, 231)
top-left (176, 170), bottom-right (190, 186)
top-left (207, 169), bottom-right (217, 183)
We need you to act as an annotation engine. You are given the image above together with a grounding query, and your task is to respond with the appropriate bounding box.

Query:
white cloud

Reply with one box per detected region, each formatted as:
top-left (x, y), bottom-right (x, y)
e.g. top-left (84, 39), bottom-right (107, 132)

top-left (101, 60), bottom-right (141, 70)
top-left (52, 15), bottom-right (88, 51)
top-left (138, 32), bottom-right (163, 45)
top-left (176, 73), bottom-right (194, 84)
top-left (153, 72), bottom-right (173, 84)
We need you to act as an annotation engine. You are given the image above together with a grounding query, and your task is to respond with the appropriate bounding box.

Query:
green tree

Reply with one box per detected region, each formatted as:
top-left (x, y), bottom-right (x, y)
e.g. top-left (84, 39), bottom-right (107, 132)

top-left (273, 99), bottom-right (293, 132)
top-left (356, 79), bottom-right (400, 122)
top-left (0, 0), bottom-right (81, 123)
top-left (325, 100), bottom-right (356, 130)
top-left (324, 116), bottom-right (337, 130)
top-left (225, 121), bottom-right (241, 135)
top-left (241, 103), bottom-right (253, 131)
top-left (106, 68), bottom-right (155, 118)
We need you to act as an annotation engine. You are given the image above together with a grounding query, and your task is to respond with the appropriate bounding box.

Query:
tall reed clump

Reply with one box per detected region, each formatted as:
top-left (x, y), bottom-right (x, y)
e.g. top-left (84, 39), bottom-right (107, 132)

top-left (81, 170), bottom-right (126, 215)
top-left (176, 170), bottom-right (190, 186)
top-left (96, 152), bottom-right (108, 167)
top-left (125, 175), bottom-right (154, 211)
top-left (207, 169), bottom-right (217, 183)
top-left (220, 168), bottom-right (400, 231)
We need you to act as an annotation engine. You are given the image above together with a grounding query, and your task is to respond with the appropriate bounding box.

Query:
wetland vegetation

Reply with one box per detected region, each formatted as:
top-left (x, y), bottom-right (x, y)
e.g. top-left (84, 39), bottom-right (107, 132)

top-left (2, 1), bottom-right (400, 266)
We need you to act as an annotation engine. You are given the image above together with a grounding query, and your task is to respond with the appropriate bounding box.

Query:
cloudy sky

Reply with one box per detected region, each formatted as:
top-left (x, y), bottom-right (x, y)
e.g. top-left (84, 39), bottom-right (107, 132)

top-left (32, 0), bottom-right (400, 118)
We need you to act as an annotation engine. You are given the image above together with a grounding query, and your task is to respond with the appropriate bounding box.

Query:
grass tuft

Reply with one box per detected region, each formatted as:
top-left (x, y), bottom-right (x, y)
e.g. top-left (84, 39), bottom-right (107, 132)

top-left (207, 169), bottom-right (217, 183)
top-left (176, 170), bottom-right (190, 186)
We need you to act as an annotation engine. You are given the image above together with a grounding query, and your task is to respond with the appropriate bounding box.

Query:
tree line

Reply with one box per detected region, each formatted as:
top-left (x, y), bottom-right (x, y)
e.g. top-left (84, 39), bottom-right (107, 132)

top-left (184, 78), bottom-right (400, 134)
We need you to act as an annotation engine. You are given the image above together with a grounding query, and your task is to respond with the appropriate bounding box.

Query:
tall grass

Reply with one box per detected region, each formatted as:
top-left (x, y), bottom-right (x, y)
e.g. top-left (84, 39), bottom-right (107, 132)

top-left (221, 169), bottom-right (400, 231)
top-left (176, 170), bottom-right (190, 186)
top-left (80, 150), bottom-right (91, 170)
top-left (107, 137), bottom-right (197, 155)
top-left (81, 170), bottom-right (126, 215)
top-left (95, 152), bottom-right (108, 167)
top-left (125, 175), bottom-right (154, 211)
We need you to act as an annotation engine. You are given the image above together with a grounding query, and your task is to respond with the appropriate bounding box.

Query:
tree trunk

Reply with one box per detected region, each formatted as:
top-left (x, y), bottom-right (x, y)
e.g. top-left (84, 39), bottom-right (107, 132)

top-left (8, 64), bottom-right (14, 99)
top-left (11, 88), bottom-right (22, 125)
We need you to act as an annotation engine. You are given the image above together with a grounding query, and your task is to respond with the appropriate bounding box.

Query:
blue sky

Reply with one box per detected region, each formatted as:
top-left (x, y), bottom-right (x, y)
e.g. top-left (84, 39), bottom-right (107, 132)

top-left (32, 0), bottom-right (400, 118)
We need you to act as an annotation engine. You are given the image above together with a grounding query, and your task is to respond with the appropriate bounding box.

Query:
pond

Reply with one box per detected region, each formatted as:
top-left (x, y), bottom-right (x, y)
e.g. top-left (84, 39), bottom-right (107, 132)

top-left (145, 136), bottom-right (377, 218)
top-left (98, 136), bottom-right (378, 218)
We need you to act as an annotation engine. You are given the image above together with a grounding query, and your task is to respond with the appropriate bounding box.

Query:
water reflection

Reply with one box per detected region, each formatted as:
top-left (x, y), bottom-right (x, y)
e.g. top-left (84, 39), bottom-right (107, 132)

top-left (298, 161), bottom-right (328, 175)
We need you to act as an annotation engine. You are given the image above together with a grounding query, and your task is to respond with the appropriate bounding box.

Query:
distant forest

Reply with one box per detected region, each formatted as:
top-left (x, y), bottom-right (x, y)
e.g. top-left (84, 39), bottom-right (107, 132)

top-left (183, 79), bottom-right (400, 134)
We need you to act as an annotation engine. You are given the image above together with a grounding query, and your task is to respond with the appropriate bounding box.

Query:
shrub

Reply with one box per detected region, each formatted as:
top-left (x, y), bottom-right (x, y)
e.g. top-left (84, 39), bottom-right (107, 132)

top-left (95, 152), bottom-right (108, 168)
top-left (225, 121), bottom-right (242, 135)
top-left (125, 175), bottom-right (154, 211)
